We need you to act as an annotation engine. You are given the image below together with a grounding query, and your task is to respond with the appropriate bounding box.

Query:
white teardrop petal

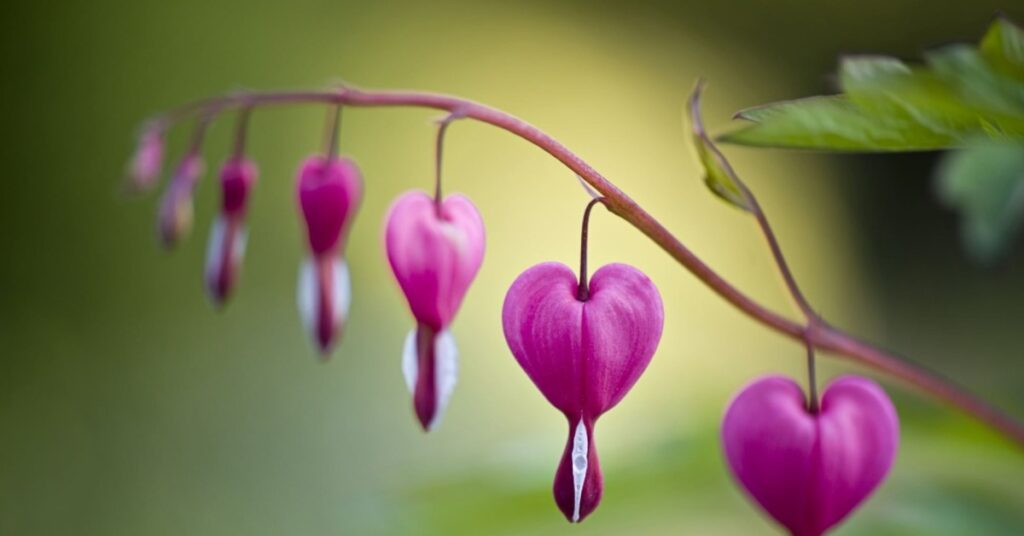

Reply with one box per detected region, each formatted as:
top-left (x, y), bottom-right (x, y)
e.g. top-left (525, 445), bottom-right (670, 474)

top-left (571, 418), bottom-right (589, 523)
top-left (203, 216), bottom-right (227, 298)
top-left (430, 330), bottom-right (459, 430)
top-left (401, 328), bottom-right (417, 393)
top-left (297, 257), bottom-right (317, 340)
top-left (332, 259), bottom-right (351, 322)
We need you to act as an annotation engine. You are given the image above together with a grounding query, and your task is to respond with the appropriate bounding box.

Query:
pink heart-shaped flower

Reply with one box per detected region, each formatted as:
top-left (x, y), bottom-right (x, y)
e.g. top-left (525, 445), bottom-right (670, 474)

top-left (295, 155), bottom-right (362, 355)
top-left (385, 190), bottom-right (485, 431)
top-left (722, 375), bottom-right (899, 536)
top-left (205, 157), bottom-right (257, 306)
top-left (502, 262), bottom-right (663, 522)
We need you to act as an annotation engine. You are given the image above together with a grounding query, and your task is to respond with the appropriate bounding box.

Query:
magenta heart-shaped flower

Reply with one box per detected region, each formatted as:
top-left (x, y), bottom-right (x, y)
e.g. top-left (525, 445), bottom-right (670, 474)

top-left (722, 375), bottom-right (899, 536)
top-left (295, 155), bottom-right (363, 355)
top-left (205, 157), bottom-right (257, 306)
top-left (502, 262), bottom-right (663, 522)
top-left (385, 190), bottom-right (485, 431)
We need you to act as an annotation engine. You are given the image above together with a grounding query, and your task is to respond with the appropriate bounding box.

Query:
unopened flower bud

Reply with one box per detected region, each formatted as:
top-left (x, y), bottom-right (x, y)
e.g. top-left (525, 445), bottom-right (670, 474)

top-left (126, 127), bottom-right (165, 192)
top-left (157, 154), bottom-right (204, 248)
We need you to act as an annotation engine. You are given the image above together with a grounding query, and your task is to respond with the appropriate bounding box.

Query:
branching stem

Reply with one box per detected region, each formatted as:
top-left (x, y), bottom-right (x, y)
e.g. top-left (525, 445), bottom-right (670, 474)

top-left (145, 85), bottom-right (1024, 447)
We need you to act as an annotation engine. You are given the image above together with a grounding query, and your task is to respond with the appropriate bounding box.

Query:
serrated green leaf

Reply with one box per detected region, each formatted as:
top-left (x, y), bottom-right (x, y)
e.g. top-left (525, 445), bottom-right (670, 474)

top-left (937, 140), bottom-right (1024, 263)
top-left (687, 84), bottom-right (752, 211)
top-left (721, 94), bottom-right (956, 150)
top-left (980, 16), bottom-right (1024, 81)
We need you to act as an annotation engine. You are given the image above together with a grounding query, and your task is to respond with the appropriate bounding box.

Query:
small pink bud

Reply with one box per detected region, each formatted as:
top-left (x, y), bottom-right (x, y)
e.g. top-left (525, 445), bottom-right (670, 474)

top-left (502, 262), bottom-right (664, 522)
top-left (204, 158), bottom-right (257, 306)
top-left (385, 191), bottom-right (485, 431)
top-left (157, 154), bottom-right (204, 248)
top-left (126, 128), bottom-right (165, 192)
top-left (295, 155), bottom-right (362, 355)
top-left (722, 375), bottom-right (899, 536)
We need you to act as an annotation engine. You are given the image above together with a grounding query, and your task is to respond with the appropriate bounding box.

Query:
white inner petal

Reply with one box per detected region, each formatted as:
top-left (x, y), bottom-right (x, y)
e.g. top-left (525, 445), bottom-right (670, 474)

top-left (296, 257), bottom-right (351, 345)
top-left (203, 216), bottom-right (227, 293)
top-left (571, 418), bottom-right (588, 523)
top-left (401, 329), bottom-right (417, 393)
top-left (297, 257), bottom-right (316, 338)
top-left (333, 259), bottom-right (351, 322)
top-left (433, 330), bottom-right (458, 430)
top-left (400, 328), bottom-right (459, 430)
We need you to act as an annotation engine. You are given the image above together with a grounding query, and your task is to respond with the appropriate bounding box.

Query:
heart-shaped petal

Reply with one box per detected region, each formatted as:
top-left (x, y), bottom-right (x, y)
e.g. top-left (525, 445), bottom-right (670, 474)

top-left (722, 375), bottom-right (899, 536)
top-left (502, 262), bottom-right (664, 418)
top-left (384, 190), bottom-right (485, 330)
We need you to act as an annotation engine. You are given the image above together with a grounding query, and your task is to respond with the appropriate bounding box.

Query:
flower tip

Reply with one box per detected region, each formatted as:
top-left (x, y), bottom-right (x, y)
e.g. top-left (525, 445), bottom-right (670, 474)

top-left (126, 128), bottom-right (165, 193)
top-left (157, 196), bottom-right (193, 249)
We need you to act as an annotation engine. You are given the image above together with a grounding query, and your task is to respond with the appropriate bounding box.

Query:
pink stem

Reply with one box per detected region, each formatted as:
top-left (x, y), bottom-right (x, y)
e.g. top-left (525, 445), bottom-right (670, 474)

top-left (148, 86), bottom-right (1024, 447)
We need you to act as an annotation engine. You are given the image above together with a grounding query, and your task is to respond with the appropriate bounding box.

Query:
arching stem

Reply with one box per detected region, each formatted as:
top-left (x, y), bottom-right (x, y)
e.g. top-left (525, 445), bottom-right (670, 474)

top-left (141, 85), bottom-right (1024, 447)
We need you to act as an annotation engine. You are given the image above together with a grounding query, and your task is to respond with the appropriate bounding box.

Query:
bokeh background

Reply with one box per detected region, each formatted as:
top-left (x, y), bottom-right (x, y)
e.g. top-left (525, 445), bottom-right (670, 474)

top-left (2, 1), bottom-right (1023, 534)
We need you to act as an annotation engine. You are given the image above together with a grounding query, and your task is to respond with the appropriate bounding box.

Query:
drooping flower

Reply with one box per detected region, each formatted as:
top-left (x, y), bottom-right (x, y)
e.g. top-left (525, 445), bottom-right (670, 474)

top-left (384, 191), bottom-right (485, 431)
top-left (126, 127), bottom-right (165, 192)
top-left (296, 155), bottom-right (362, 355)
top-left (722, 375), bottom-right (899, 536)
top-left (502, 262), bottom-right (664, 522)
top-left (158, 153), bottom-right (204, 248)
top-left (204, 157), bottom-right (257, 306)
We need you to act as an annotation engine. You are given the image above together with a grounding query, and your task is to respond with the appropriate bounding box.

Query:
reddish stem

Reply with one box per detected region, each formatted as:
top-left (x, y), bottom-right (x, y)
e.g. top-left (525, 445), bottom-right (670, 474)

top-left (146, 86), bottom-right (1024, 447)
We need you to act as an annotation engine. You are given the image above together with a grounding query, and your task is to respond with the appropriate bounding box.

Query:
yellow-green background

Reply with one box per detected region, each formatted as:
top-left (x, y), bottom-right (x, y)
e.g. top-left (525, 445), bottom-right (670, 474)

top-left (2, 1), bottom-right (1023, 534)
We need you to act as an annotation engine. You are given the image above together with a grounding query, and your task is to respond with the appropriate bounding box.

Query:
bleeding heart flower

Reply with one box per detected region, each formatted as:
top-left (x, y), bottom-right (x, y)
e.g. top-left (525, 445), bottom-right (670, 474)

top-left (204, 157), bottom-right (257, 306)
top-left (502, 262), bottom-right (664, 522)
top-left (296, 155), bottom-right (362, 355)
top-left (126, 127), bottom-right (165, 192)
top-left (384, 190), bottom-right (485, 431)
top-left (158, 154), bottom-right (204, 248)
top-left (722, 375), bottom-right (899, 536)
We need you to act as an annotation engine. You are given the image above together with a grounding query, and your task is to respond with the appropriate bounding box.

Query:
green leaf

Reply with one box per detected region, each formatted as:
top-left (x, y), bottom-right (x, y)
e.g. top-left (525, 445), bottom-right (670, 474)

top-left (721, 19), bottom-right (1024, 152)
top-left (838, 56), bottom-right (1015, 142)
top-left (722, 94), bottom-right (956, 150)
top-left (937, 140), bottom-right (1024, 263)
top-left (980, 16), bottom-right (1024, 82)
top-left (686, 83), bottom-right (753, 211)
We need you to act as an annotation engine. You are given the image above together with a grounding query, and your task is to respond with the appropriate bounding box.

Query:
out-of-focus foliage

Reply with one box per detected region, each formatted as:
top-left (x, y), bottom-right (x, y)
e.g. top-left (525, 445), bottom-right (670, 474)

top-left (937, 140), bottom-right (1024, 262)
top-left (720, 17), bottom-right (1024, 262)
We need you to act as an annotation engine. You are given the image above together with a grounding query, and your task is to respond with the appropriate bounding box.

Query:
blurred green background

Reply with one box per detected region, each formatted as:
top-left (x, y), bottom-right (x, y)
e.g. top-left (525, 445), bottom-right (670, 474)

top-left (2, 1), bottom-right (1023, 534)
